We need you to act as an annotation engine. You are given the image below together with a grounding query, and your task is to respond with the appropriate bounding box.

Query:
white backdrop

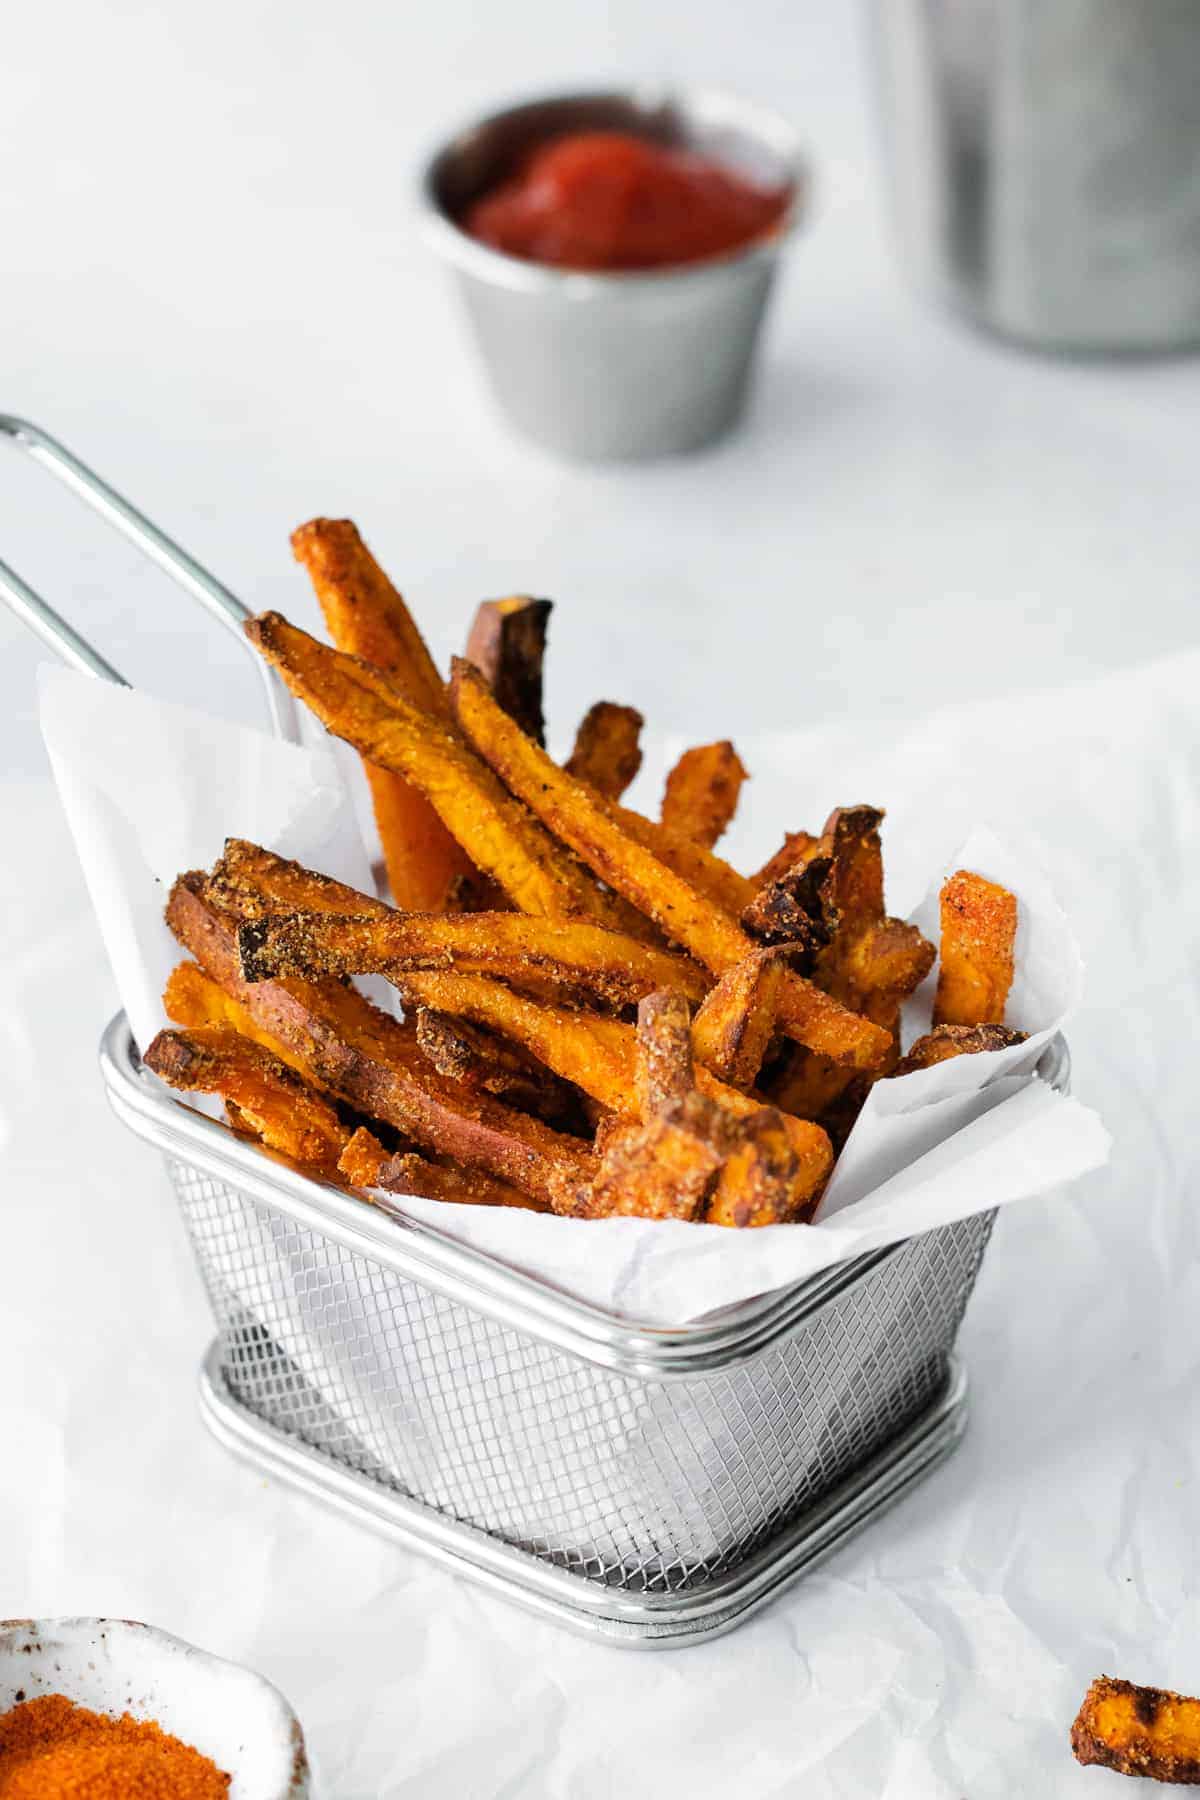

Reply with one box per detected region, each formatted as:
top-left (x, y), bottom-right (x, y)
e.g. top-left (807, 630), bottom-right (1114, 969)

top-left (4, 4), bottom-right (1199, 1796)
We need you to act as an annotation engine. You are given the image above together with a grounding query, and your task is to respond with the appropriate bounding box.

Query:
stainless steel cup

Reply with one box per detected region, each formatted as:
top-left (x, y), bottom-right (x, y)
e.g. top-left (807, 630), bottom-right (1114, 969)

top-left (419, 88), bottom-right (805, 460)
top-left (872, 0), bottom-right (1200, 352)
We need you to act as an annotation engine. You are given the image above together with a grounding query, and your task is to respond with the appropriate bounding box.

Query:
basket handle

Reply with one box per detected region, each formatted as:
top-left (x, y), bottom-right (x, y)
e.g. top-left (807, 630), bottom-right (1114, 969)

top-left (0, 415), bottom-right (299, 743)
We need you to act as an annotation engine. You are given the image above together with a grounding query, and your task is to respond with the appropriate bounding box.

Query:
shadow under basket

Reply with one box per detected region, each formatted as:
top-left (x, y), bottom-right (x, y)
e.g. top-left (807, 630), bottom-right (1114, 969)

top-left (102, 1013), bottom-right (1069, 1647)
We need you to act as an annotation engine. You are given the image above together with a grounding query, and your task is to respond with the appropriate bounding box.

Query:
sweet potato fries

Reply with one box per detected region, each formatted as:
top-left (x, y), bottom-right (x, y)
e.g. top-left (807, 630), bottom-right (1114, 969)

top-left (141, 518), bottom-right (1024, 1229)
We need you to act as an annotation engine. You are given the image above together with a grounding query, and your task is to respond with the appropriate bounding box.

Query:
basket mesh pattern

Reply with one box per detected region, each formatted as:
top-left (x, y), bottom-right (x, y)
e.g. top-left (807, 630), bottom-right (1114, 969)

top-left (168, 1157), bottom-right (991, 1594)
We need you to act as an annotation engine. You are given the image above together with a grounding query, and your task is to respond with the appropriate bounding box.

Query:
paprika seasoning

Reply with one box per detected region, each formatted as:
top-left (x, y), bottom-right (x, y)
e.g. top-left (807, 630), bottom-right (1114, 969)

top-left (0, 1692), bottom-right (230, 1797)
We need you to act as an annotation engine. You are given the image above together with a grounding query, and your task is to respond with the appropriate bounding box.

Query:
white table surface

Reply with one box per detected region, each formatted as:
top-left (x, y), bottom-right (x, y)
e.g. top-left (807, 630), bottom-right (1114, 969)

top-left (4, 4), bottom-right (1199, 1795)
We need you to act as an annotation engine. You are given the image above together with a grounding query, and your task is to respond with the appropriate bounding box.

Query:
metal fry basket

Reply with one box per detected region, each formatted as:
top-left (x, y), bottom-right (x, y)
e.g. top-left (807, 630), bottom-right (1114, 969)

top-left (4, 417), bottom-right (1061, 1646)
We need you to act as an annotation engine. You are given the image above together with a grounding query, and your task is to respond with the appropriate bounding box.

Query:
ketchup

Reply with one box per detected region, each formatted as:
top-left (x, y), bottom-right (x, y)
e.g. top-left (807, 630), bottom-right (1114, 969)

top-left (462, 131), bottom-right (791, 273)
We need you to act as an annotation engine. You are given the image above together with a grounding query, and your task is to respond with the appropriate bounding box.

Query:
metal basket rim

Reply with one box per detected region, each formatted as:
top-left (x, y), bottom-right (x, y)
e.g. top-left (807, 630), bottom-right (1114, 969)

top-left (197, 1341), bottom-right (969, 1645)
top-left (100, 1010), bottom-right (1068, 1379)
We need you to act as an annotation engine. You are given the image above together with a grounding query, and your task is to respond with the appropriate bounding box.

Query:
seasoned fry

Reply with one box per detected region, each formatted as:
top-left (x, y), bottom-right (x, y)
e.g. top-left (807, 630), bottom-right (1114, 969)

top-left (291, 517), bottom-right (475, 910)
top-left (761, 1045), bottom-right (852, 1125)
top-left (591, 1090), bottom-right (828, 1228)
top-left (778, 808), bottom-right (935, 1090)
top-left (338, 1127), bottom-right (546, 1211)
top-left (566, 718), bottom-right (755, 916)
top-left (395, 969), bottom-right (634, 1113)
top-left (661, 741), bottom-right (748, 849)
top-left (752, 829), bottom-right (823, 890)
top-left (166, 873), bottom-right (594, 1211)
top-left (465, 596), bottom-right (553, 744)
top-left (163, 960), bottom-right (303, 1071)
top-left (291, 518), bottom-right (446, 713)
top-left (368, 766), bottom-right (477, 911)
top-left (823, 806), bottom-right (884, 929)
top-left (892, 1022), bottom-right (1028, 1076)
top-left (589, 1092), bottom-right (729, 1222)
top-left (741, 854), bottom-right (837, 958)
top-left (414, 1008), bottom-right (583, 1127)
top-left (145, 1025), bottom-right (351, 1171)
top-left (691, 948), bottom-right (787, 1089)
top-left (842, 915), bottom-right (936, 1004)
top-left (208, 838), bottom-right (391, 920)
top-left (559, 727), bottom-right (756, 916)
top-left (564, 701), bottom-right (643, 799)
top-left (236, 906), bottom-right (708, 1007)
top-left (245, 612), bottom-right (650, 936)
top-left (636, 989), bottom-right (694, 1117)
top-left (605, 800), bottom-right (755, 918)
top-left (934, 869), bottom-right (1018, 1027)
top-left (449, 658), bottom-right (890, 1071)
top-left (816, 1074), bottom-right (872, 1155)
top-left (1071, 1676), bottom-right (1200, 1784)
top-left (765, 913), bottom-right (931, 1121)
top-left (705, 1107), bottom-right (821, 1227)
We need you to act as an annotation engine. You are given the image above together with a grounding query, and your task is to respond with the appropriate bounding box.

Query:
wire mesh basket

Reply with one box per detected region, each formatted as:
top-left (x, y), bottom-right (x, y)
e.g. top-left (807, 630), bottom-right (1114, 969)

top-left (101, 1017), bottom-right (1069, 1644)
top-left (5, 416), bottom-right (1062, 1645)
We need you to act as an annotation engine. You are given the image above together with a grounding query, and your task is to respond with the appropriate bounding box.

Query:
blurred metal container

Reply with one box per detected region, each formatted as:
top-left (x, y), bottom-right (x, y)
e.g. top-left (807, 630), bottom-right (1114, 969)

top-left (420, 89), bottom-right (805, 460)
top-left (873, 0), bottom-right (1200, 352)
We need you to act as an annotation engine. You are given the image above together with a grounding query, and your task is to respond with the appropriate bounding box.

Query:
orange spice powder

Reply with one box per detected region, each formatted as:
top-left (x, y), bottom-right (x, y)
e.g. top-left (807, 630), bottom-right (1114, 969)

top-left (0, 1693), bottom-right (230, 1798)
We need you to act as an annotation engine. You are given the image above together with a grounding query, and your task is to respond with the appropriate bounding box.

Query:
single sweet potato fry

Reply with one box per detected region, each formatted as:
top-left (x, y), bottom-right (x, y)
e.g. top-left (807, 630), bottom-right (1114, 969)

top-left (465, 596), bottom-right (553, 744)
top-left (208, 838), bottom-right (391, 920)
top-left (449, 659), bottom-right (890, 1071)
top-left (761, 1045), bottom-right (853, 1124)
top-left (752, 829), bottom-right (824, 890)
top-left (783, 807), bottom-right (932, 1076)
top-left (367, 765), bottom-right (477, 912)
top-left (588, 1092), bottom-right (728, 1222)
top-left (741, 854), bottom-right (837, 958)
top-left (1071, 1675), bottom-right (1200, 1783)
top-left (564, 701), bottom-right (644, 799)
top-left (291, 517), bottom-right (476, 909)
top-left (245, 612), bottom-right (650, 936)
top-left (691, 948), bottom-right (788, 1089)
top-left (592, 1088), bottom-right (828, 1228)
top-left (163, 960), bottom-right (305, 1072)
top-left (291, 518), bottom-right (445, 711)
top-left (394, 969), bottom-right (634, 1113)
top-left (892, 1022), bottom-right (1027, 1075)
top-left (692, 1062), bottom-right (831, 1155)
top-left (606, 800), bottom-right (755, 918)
top-left (414, 1008), bottom-right (585, 1129)
top-left (636, 989), bottom-right (694, 1118)
top-left (145, 1025), bottom-right (351, 1171)
top-left (338, 1126), bottom-right (546, 1211)
top-left (564, 716), bottom-right (753, 917)
top-left (934, 869), bottom-right (1018, 1027)
top-left (236, 907), bottom-right (708, 1007)
top-left (842, 916), bottom-right (936, 1006)
top-left (705, 1106), bottom-right (822, 1228)
top-left (166, 873), bottom-right (594, 1211)
top-left (824, 806), bottom-right (885, 930)
top-left (661, 741), bottom-right (748, 849)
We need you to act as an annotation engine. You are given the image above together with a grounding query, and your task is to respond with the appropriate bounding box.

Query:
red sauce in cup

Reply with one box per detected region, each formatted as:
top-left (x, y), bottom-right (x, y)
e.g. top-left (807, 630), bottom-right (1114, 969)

top-left (461, 130), bottom-right (791, 273)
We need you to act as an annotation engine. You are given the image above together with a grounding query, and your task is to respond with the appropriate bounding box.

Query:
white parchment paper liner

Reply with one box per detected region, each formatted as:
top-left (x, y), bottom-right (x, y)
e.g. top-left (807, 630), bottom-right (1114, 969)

top-left (40, 665), bottom-right (1110, 1331)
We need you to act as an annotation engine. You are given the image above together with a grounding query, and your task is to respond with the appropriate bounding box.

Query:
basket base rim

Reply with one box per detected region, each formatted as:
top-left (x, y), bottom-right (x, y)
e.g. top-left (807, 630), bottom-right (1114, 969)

top-left (196, 1345), bottom-right (968, 1649)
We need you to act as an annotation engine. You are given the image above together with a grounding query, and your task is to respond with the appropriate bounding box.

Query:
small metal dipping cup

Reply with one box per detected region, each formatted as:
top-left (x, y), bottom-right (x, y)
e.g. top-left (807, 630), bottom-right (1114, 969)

top-left (420, 89), bottom-right (805, 461)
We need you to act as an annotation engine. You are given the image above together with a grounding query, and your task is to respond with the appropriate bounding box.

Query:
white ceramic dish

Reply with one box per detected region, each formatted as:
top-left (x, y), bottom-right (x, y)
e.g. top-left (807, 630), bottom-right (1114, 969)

top-left (0, 1618), bottom-right (312, 1797)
